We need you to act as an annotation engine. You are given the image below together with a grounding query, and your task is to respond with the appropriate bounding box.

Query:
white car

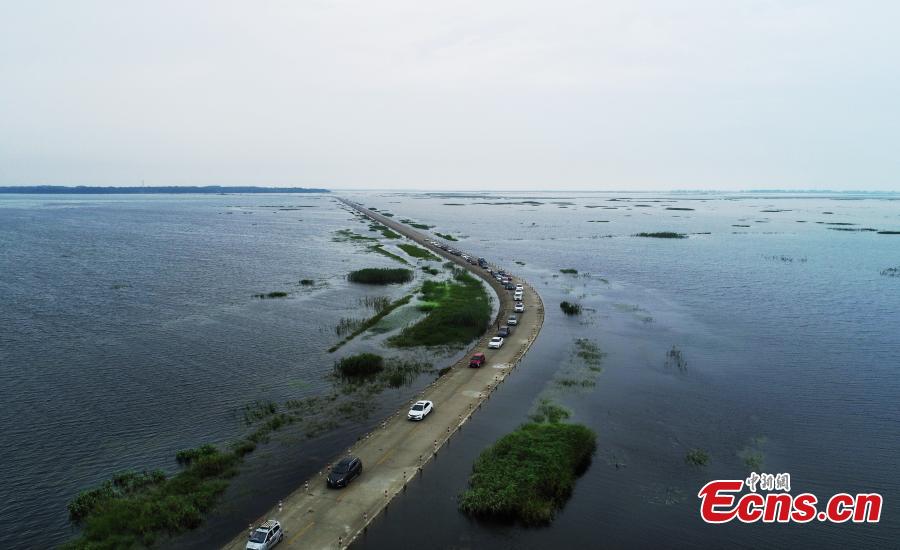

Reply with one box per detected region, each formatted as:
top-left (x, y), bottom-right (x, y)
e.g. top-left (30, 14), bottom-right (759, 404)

top-left (488, 336), bottom-right (504, 349)
top-left (507, 314), bottom-right (518, 326)
top-left (515, 284), bottom-right (524, 292)
top-left (514, 301), bottom-right (525, 313)
top-left (247, 520), bottom-right (283, 550)
top-left (514, 291), bottom-right (524, 301)
top-left (408, 400), bottom-right (434, 420)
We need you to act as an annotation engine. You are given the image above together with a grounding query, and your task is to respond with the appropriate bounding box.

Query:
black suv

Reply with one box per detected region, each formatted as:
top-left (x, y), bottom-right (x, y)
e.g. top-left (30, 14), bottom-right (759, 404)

top-left (327, 456), bottom-right (363, 488)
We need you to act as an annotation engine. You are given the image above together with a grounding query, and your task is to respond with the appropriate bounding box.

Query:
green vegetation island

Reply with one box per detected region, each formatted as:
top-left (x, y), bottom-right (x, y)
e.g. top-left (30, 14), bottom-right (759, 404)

top-left (459, 415), bottom-right (596, 524)
top-left (0, 185), bottom-right (329, 194)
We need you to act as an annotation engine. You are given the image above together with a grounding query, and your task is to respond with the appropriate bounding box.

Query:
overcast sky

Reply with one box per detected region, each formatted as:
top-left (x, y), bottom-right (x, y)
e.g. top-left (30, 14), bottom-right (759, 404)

top-left (1, 1), bottom-right (898, 190)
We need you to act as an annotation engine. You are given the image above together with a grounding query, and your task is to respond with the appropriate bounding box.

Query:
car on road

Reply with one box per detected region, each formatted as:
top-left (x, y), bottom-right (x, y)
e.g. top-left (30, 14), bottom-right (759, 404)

top-left (246, 520), bottom-right (283, 550)
top-left (515, 284), bottom-right (524, 292)
top-left (469, 352), bottom-right (486, 368)
top-left (514, 290), bottom-right (524, 301)
top-left (504, 282), bottom-right (516, 290)
top-left (327, 456), bottom-right (363, 488)
top-left (507, 314), bottom-right (518, 326)
top-left (408, 400), bottom-right (434, 420)
top-left (514, 301), bottom-right (525, 313)
top-left (488, 336), bottom-right (504, 349)
top-left (498, 325), bottom-right (511, 337)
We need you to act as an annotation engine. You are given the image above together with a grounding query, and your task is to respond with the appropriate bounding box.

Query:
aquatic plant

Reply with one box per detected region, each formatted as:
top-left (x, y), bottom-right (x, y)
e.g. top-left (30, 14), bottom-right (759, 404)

top-left (335, 317), bottom-right (363, 336)
top-left (685, 448), bottom-right (710, 467)
top-left (299, 279), bottom-right (315, 285)
top-left (881, 267), bottom-right (900, 277)
top-left (242, 401), bottom-right (279, 425)
top-left (253, 291), bottom-right (289, 299)
top-left (434, 232), bottom-right (458, 241)
top-left (369, 223), bottom-right (400, 239)
top-left (634, 232), bottom-right (687, 239)
top-left (559, 301), bottom-right (582, 315)
top-left (421, 266), bottom-right (440, 275)
top-left (389, 273), bottom-right (490, 348)
top-left (332, 228), bottom-right (377, 242)
top-left (666, 207), bottom-right (695, 211)
top-left (328, 294), bottom-right (414, 352)
top-left (458, 421), bottom-right (596, 524)
top-left (175, 443), bottom-right (219, 465)
top-left (877, 230), bottom-right (900, 235)
top-left (559, 268), bottom-right (578, 274)
top-left (368, 244), bottom-right (409, 264)
top-left (334, 353), bottom-right (385, 377)
top-left (529, 398), bottom-right (572, 424)
top-left (743, 452), bottom-right (764, 470)
top-left (359, 295), bottom-right (391, 311)
top-left (397, 243), bottom-right (440, 261)
top-left (66, 446), bottom-right (238, 548)
top-left (665, 345), bottom-right (687, 372)
top-left (347, 267), bottom-right (413, 284)
top-left (400, 219), bottom-right (434, 230)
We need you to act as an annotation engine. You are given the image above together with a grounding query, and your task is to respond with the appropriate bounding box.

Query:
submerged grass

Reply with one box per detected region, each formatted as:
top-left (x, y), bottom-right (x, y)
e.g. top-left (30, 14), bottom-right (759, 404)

top-left (685, 448), bottom-right (710, 467)
top-left (397, 243), bottom-right (440, 261)
top-left (434, 232), bottom-right (458, 241)
top-left (347, 267), bottom-right (413, 284)
top-left (368, 244), bottom-right (409, 265)
top-left (635, 232), bottom-right (687, 239)
top-left (328, 294), bottom-right (414, 352)
top-left (369, 223), bottom-right (400, 239)
top-left (400, 219), bottom-right (434, 230)
top-left (334, 353), bottom-right (384, 377)
top-left (253, 291), bottom-right (288, 299)
top-left (388, 272), bottom-right (490, 347)
top-left (459, 419), bottom-right (596, 525)
top-left (559, 268), bottom-right (578, 274)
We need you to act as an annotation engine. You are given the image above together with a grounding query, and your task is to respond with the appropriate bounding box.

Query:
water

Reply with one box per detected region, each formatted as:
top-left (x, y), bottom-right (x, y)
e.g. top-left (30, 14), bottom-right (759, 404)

top-left (347, 191), bottom-right (900, 549)
top-left (0, 194), bottom-right (462, 547)
top-left (2, 191), bottom-right (898, 548)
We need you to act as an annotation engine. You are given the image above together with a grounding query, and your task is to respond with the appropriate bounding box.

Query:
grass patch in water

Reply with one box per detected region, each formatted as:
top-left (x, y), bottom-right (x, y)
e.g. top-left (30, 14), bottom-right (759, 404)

top-left (347, 267), bottom-right (413, 284)
top-left (685, 448), bottom-right (710, 467)
top-left (368, 244), bottom-right (409, 265)
top-left (881, 267), bottom-right (900, 277)
top-left (335, 353), bottom-right (384, 377)
top-left (434, 232), bottom-right (458, 241)
top-left (299, 279), bottom-right (314, 286)
top-left (65, 447), bottom-right (239, 549)
top-left (369, 223), bottom-right (400, 239)
top-left (253, 291), bottom-right (288, 299)
top-left (333, 229), bottom-right (377, 242)
top-left (877, 230), bottom-right (900, 235)
top-left (397, 243), bottom-right (440, 261)
top-left (559, 301), bottom-right (582, 315)
top-left (388, 272), bottom-right (490, 347)
top-left (328, 294), bottom-right (414, 352)
top-left (400, 219), bottom-right (434, 230)
top-left (559, 268), bottom-right (578, 274)
top-left (421, 266), bottom-right (440, 275)
top-left (635, 232), bottom-right (687, 239)
top-left (459, 418), bottom-right (596, 524)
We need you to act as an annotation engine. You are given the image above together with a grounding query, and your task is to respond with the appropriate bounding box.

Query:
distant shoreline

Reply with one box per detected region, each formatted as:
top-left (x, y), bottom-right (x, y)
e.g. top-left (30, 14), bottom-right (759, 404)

top-left (0, 185), bottom-right (329, 194)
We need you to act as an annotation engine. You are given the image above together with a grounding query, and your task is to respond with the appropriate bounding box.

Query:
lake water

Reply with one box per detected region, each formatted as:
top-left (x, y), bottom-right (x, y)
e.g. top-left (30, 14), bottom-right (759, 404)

top-left (1, 191), bottom-right (898, 548)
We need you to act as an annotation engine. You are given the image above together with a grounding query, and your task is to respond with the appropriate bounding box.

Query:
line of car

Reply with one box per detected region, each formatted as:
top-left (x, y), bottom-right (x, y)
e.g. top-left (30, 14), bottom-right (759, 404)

top-left (246, 236), bottom-right (524, 550)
